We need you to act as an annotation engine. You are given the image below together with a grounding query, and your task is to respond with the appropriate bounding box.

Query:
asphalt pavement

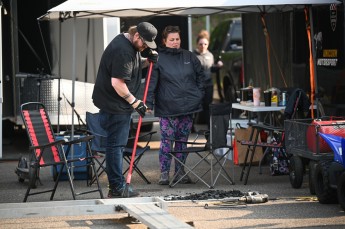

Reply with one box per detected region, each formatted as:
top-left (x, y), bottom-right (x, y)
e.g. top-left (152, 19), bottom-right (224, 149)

top-left (0, 123), bottom-right (344, 228)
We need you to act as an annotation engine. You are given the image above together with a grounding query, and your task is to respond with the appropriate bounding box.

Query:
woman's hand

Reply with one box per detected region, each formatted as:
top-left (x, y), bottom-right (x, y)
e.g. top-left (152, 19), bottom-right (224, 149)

top-left (216, 60), bottom-right (223, 68)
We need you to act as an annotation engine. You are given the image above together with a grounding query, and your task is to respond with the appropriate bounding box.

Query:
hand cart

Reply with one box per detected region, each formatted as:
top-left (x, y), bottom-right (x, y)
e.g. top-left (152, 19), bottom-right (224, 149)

top-left (284, 117), bottom-right (345, 196)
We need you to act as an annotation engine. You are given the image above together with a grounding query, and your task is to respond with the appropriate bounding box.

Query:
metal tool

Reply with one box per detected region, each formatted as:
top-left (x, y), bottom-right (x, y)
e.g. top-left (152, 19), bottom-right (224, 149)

top-left (239, 191), bottom-right (269, 204)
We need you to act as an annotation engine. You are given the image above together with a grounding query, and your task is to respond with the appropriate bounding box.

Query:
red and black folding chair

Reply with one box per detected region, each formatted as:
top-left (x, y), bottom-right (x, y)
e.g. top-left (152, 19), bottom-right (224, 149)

top-left (20, 102), bottom-right (104, 202)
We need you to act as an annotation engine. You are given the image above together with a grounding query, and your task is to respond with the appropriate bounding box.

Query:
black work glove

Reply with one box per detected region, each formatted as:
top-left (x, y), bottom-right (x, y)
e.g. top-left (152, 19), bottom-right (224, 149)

top-left (131, 99), bottom-right (147, 118)
top-left (147, 50), bottom-right (158, 63)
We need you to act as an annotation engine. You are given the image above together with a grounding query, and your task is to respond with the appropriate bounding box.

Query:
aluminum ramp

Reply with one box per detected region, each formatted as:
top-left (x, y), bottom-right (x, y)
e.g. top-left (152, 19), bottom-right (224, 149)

top-left (118, 202), bottom-right (193, 229)
top-left (0, 197), bottom-right (192, 229)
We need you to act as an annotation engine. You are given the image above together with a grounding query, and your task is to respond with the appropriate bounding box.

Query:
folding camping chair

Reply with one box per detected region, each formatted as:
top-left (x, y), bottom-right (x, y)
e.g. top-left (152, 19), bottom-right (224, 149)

top-left (86, 112), bottom-right (156, 185)
top-left (20, 102), bottom-right (104, 202)
top-left (168, 130), bottom-right (212, 188)
top-left (168, 103), bottom-right (234, 188)
top-left (207, 103), bottom-right (235, 187)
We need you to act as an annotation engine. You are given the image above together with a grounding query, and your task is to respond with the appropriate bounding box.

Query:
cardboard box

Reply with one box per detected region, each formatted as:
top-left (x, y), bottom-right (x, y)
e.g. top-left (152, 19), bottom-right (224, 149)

top-left (233, 127), bottom-right (263, 165)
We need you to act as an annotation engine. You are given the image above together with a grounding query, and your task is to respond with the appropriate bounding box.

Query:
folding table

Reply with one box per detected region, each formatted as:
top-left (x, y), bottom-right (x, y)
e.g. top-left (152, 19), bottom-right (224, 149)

top-left (232, 102), bottom-right (285, 184)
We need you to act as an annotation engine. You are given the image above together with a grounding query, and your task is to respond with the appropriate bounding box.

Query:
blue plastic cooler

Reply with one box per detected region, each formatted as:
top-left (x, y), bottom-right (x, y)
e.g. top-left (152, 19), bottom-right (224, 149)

top-left (52, 135), bottom-right (89, 180)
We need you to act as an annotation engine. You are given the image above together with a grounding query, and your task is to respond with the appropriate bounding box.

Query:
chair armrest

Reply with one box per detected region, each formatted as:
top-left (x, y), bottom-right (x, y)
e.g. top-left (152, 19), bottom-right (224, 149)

top-left (85, 130), bottom-right (107, 138)
top-left (128, 131), bottom-right (157, 148)
top-left (166, 138), bottom-right (207, 146)
top-left (29, 139), bottom-right (65, 150)
top-left (128, 131), bottom-right (157, 140)
top-left (63, 135), bottom-right (94, 146)
top-left (176, 140), bottom-right (206, 145)
top-left (250, 123), bottom-right (284, 132)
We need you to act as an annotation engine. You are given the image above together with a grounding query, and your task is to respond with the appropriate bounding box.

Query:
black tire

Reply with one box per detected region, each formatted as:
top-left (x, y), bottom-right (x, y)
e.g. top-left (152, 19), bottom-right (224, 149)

top-left (308, 160), bottom-right (317, 195)
top-left (18, 177), bottom-right (25, 183)
top-left (337, 171), bottom-right (345, 211)
top-left (314, 161), bottom-right (338, 204)
top-left (289, 155), bottom-right (304, 188)
top-left (87, 164), bottom-right (93, 186)
top-left (28, 163), bottom-right (38, 189)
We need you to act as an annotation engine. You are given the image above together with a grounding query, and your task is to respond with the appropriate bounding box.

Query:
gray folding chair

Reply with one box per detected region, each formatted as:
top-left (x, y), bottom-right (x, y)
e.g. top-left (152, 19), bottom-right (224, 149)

top-left (207, 103), bottom-right (235, 187)
top-left (169, 103), bottom-right (235, 188)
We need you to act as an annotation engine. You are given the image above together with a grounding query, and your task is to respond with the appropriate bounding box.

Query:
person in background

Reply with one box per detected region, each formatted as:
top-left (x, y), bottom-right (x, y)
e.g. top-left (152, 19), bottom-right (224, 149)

top-left (193, 30), bottom-right (223, 128)
top-left (92, 22), bottom-right (158, 198)
top-left (146, 25), bottom-right (205, 185)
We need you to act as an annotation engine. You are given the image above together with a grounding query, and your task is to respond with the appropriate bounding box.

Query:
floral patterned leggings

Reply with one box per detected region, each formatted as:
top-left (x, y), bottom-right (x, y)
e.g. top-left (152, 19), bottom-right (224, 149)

top-left (159, 115), bottom-right (193, 174)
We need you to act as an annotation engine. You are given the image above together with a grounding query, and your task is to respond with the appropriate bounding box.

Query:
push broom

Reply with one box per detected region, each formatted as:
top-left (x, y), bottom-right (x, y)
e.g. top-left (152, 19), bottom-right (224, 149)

top-left (122, 60), bottom-right (154, 197)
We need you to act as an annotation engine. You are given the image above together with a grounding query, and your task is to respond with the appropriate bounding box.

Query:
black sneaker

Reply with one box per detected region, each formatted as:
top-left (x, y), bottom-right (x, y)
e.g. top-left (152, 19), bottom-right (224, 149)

top-left (107, 184), bottom-right (140, 198)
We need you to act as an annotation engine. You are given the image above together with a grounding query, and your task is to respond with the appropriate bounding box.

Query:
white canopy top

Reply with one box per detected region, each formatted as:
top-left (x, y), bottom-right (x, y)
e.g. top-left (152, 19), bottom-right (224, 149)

top-left (41, 0), bottom-right (341, 20)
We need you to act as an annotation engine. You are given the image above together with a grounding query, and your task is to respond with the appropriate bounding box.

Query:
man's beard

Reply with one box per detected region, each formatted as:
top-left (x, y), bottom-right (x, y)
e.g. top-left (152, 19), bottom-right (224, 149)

top-left (133, 40), bottom-right (145, 52)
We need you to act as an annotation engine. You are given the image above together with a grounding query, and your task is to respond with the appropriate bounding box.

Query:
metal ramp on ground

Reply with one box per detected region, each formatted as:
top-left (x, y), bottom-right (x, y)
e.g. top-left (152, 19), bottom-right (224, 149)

top-left (0, 197), bottom-right (193, 229)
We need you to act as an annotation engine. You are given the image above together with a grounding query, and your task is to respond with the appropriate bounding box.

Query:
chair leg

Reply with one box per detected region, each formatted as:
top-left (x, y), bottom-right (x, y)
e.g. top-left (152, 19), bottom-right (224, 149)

top-left (169, 152), bottom-right (212, 188)
top-left (132, 163), bottom-right (151, 184)
top-left (23, 187), bottom-right (31, 202)
top-left (194, 150), bottom-right (234, 187)
top-left (259, 147), bottom-right (271, 174)
top-left (23, 161), bottom-right (40, 202)
top-left (211, 151), bottom-right (235, 187)
top-left (89, 158), bottom-right (104, 199)
top-left (123, 155), bottom-right (151, 184)
top-left (89, 157), bottom-right (106, 186)
top-left (64, 163), bottom-right (77, 200)
top-left (239, 128), bottom-right (261, 185)
top-left (63, 160), bottom-right (104, 199)
top-left (193, 152), bottom-right (212, 184)
top-left (50, 163), bottom-right (65, 200)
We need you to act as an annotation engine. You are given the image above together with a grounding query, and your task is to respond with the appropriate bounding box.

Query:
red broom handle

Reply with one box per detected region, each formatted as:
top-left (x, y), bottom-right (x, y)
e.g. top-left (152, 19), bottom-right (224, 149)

top-left (125, 62), bottom-right (153, 184)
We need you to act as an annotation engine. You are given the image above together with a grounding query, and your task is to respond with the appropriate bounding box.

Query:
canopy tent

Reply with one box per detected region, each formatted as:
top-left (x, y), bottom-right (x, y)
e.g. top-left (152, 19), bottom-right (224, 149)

top-left (36, 0), bottom-right (341, 139)
top-left (40, 0), bottom-right (341, 20)
top-left (12, 0), bottom-right (334, 157)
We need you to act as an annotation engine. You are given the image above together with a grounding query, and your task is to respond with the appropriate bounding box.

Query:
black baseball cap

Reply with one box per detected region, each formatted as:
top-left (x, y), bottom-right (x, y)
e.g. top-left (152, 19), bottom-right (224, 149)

top-left (137, 22), bottom-right (157, 49)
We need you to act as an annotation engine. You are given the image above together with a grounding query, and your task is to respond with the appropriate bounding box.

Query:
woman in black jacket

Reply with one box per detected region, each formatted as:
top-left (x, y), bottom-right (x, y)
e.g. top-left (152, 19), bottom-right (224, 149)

top-left (146, 25), bottom-right (205, 185)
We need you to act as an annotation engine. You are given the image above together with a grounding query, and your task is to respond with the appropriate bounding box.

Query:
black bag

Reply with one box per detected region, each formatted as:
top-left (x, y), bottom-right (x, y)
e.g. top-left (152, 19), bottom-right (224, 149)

top-left (269, 135), bottom-right (289, 176)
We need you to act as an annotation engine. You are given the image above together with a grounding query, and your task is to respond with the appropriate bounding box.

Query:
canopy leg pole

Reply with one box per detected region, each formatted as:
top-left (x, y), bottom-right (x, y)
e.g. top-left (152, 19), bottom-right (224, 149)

top-left (0, 3), bottom-right (3, 159)
top-left (261, 14), bottom-right (272, 88)
top-left (305, 6), bottom-right (319, 119)
top-left (309, 6), bottom-right (319, 118)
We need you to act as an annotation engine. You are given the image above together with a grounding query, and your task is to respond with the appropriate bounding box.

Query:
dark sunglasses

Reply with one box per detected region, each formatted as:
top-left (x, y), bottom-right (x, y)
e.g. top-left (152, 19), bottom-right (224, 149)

top-left (139, 36), bottom-right (147, 47)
